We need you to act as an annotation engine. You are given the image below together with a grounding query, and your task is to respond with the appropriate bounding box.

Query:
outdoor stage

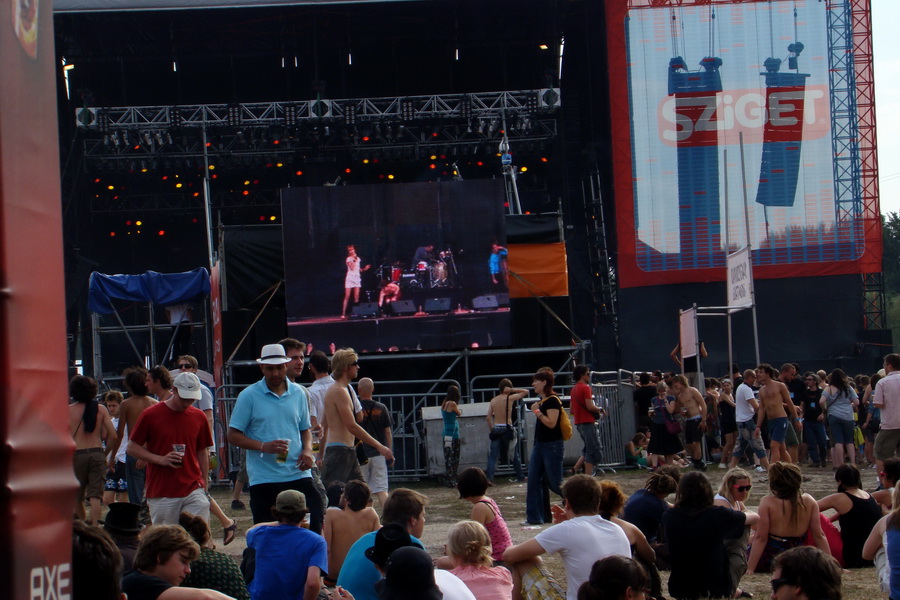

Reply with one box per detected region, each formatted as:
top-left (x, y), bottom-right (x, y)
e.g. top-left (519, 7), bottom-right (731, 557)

top-left (288, 307), bottom-right (511, 353)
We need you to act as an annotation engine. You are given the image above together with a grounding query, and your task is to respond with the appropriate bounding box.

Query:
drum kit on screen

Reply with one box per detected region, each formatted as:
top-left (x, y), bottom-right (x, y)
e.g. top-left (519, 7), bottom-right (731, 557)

top-left (379, 250), bottom-right (457, 291)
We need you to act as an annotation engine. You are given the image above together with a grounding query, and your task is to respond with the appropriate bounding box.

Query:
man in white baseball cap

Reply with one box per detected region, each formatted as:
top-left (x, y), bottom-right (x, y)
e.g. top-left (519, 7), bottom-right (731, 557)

top-left (227, 344), bottom-right (323, 531)
top-left (127, 370), bottom-right (213, 524)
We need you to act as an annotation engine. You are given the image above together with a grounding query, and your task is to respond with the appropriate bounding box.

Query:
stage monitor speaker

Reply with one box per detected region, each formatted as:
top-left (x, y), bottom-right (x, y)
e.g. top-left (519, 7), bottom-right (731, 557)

top-left (389, 299), bottom-right (417, 316)
top-left (351, 302), bottom-right (379, 319)
top-left (424, 297), bottom-right (452, 314)
top-left (496, 293), bottom-right (510, 307)
top-left (472, 295), bottom-right (499, 311)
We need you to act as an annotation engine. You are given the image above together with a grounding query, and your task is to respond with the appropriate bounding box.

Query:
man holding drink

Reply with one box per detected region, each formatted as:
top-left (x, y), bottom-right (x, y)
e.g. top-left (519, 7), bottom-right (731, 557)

top-left (126, 371), bottom-right (212, 525)
top-left (227, 343), bottom-right (324, 532)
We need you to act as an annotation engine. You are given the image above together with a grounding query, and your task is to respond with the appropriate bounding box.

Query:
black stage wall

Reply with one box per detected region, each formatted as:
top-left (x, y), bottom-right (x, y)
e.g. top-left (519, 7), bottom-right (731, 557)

top-left (619, 273), bottom-right (885, 376)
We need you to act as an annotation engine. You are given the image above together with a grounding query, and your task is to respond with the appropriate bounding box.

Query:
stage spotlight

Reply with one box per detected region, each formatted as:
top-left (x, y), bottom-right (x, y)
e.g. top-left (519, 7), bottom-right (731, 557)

top-left (344, 104), bottom-right (357, 125)
top-left (284, 103), bottom-right (297, 127)
top-left (227, 103), bottom-right (241, 126)
top-left (400, 99), bottom-right (414, 121)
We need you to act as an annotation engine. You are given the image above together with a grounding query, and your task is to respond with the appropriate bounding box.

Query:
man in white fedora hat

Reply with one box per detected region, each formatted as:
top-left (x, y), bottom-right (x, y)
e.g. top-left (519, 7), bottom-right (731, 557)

top-left (227, 343), bottom-right (323, 531)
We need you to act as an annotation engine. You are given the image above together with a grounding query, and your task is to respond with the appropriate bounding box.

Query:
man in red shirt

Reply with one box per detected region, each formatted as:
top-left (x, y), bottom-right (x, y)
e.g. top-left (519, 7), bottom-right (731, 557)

top-left (127, 371), bottom-right (213, 525)
top-left (570, 365), bottom-right (604, 476)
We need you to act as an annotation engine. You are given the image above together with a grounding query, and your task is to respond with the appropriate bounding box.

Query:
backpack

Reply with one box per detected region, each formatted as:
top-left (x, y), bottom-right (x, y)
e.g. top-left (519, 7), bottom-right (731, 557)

top-left (544, 395), bottom-right (573, 441)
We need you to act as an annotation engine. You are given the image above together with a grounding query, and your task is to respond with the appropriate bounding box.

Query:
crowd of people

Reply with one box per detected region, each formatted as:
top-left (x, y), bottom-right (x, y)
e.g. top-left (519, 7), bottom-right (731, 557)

top-left (67, 347), bottom-right (900, 599)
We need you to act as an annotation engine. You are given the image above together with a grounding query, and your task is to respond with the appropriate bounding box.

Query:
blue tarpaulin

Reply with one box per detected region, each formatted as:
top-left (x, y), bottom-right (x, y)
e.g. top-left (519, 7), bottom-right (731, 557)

top-left (89, 269), bottom-right (211, 314)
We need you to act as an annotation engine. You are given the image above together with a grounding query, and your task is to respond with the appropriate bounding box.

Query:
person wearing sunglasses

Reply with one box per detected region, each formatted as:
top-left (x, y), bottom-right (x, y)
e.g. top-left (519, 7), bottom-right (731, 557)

top-left (714, 468), bottom-right (759, 599)
top-left (769, 546), bottom-right (842, 600)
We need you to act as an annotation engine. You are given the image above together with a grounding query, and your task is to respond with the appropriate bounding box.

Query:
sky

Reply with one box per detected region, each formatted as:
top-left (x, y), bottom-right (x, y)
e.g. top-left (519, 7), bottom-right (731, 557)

top-left (873, 0), bottom-right (900, 216)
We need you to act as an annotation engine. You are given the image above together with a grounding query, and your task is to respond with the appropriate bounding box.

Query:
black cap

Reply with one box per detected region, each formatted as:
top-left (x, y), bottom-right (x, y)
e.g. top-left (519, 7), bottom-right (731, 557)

top-left (375, 546), bottom-right (442, 600)
top-left (364, 524), bottom-right (423, 567)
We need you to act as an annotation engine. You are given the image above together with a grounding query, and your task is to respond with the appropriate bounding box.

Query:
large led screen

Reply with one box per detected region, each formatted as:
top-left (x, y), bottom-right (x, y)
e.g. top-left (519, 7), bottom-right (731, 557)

top-left (282, 179), bottom-right (512, 353)
top-left (607, 0), bottom-right (881, 288)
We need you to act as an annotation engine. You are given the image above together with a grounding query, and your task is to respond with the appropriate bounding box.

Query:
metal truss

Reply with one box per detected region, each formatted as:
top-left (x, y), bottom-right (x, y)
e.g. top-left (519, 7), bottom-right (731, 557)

top-left (81, 118), bottom-right (558, 162)
top-left (627, 0), bottom-right (790, 7)
top-left (77, 88), bottom-right (559, 162)
top-left (827, 0), bottom-right (864, 231)
top-left (863, 271), bottom-right (887, 330)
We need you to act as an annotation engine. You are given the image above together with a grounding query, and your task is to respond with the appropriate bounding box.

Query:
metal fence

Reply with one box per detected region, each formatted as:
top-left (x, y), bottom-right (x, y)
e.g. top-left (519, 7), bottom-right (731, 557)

top-left (214, 364), bottom-right (638, 482)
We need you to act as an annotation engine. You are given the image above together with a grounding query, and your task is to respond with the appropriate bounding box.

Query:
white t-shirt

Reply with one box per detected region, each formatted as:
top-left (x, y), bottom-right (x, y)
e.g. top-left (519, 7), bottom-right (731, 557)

top-left (308, 376), bottom-right (335, 422)
top-left (308, 376), bottom-right (363, 422)
top-left (434, 569), bottom-right (477, 600)
top-left (535, 515), bottom-right (632, 600)
top-left (735, 382), bottom-right (757, 423)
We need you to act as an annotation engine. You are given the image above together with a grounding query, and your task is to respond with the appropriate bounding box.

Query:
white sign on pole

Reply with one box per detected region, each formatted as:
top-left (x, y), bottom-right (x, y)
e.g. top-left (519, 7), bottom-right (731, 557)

top-left (680, 307), bottom-right (698, 358)
top-left (727, 246), bottom-right (753, 309)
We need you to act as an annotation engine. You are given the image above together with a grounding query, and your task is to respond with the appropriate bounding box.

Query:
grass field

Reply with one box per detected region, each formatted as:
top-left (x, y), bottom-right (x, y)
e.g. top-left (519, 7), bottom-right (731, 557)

top-left (202, 462), bottom-right (883, 599)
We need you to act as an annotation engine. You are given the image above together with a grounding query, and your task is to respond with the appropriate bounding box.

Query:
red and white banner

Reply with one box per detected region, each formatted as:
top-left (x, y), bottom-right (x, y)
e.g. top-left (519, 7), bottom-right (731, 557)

top-left (1, 1), bottom-right (75, 598)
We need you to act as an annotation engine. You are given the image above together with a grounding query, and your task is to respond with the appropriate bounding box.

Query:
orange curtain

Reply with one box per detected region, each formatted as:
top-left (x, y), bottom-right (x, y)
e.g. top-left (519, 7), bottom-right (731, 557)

top-left (507, 242), bottom-right (569, 298)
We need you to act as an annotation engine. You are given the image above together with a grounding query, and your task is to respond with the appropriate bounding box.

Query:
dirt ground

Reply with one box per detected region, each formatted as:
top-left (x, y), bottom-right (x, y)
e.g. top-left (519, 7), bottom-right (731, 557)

top-left (196, 462), bottom-right (883, 599)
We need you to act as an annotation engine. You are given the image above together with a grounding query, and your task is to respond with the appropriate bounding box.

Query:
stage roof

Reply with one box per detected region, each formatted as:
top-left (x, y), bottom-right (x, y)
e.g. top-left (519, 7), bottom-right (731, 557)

top-left (54, 0), bottom-right (416, 12)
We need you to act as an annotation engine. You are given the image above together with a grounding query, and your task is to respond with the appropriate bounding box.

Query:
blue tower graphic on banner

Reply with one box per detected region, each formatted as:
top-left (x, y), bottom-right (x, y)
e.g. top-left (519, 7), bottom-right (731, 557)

top-left (756, 43), bottom-right (809, 208)
top-left (668, 56), bottom-right (723, 269)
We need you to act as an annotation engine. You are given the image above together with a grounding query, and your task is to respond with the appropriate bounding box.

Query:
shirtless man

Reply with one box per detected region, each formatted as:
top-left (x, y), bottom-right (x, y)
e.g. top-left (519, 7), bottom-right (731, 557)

top-left (671, 375), bottom-right (708, 470)
top-left (486, 378), bottom-right (529, 482)
top-left (70, 375), bottom-right (117, 525)
top-left (756, 364), bottom-right (801, 464)
top-left (145, 365), bottom-right (174, 402)
top-left (322, 349), bottom-right (394, 485)
top-left (323, 479), bottom-right (381, 586)
top-left (106, 367), bottom-right (158, 505)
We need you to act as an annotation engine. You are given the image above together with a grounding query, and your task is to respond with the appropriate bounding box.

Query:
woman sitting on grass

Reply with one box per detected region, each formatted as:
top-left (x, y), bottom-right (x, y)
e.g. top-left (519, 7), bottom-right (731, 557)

top-left (438, 466), bottom-right (512, 567)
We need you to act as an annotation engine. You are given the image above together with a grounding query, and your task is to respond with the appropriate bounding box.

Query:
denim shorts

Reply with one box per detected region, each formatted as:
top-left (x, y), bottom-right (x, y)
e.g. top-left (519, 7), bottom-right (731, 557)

top-left (828, 416), bottom-right (856, 445)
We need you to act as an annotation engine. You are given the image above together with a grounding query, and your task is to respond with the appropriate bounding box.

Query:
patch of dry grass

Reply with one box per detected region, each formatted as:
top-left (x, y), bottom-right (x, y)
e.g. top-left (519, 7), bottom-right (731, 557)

top-left (205, 462), bottom-right (883, 599)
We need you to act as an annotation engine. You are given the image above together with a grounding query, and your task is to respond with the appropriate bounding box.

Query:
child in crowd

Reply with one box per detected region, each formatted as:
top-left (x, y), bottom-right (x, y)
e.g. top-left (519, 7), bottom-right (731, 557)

top-left (444, 520), bottom-right (513, 600)
top-left (102, 390), bottom-right (128, 506)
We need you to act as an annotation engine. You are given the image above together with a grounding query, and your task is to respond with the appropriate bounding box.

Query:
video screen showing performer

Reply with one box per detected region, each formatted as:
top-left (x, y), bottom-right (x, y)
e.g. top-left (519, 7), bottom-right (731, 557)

top-left (282, 179), bottom-right (511, 353)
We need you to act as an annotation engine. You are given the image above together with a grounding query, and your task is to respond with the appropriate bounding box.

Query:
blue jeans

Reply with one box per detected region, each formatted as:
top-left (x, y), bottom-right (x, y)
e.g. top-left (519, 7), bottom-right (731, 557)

top-left (125, 454), bottom-right (146, 504)
top-left (486, 427), bottom-right (523, 481)
top-left (525, 439), bottom-right (564, 524)
top-left (733, 420), bottom-right (767, 459)
top-left (805, 420), bottom-right (828, 464)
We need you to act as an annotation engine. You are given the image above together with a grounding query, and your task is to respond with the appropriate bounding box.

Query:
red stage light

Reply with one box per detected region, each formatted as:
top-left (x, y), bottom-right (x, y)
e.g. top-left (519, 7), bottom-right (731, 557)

top-left (211, 174), bottom-right (218, 179)
top-left (541, 157), bottom-right (549, 162)
top-left (273, 140), bottom-right (280, 145)
top-left (362, 136), bottom-right (370, 142)
top-left (206, 142), bottom-right (212, 147)
top-left (295, 171), bottom-right (303, 176)
top-left (242, 190), bottom-right (250, 196)
top-left (158, 230), bottom-right (165, 236)
top-left (259, 216), bottom-right (265, 221)
top-left (125, 220), bottom-right (132, 226)
top-left (133, 145), bottom-right (141, 150)
top-left (110, 231), bottom-right (116, 237)
top-left (193, 192), bottom-right (200, 197)
top-left (94, 178), bottom-right (101, 183)
top-left (431, 132), bottom-right (438, 137)
top-left (439, 155), bottom-right (446, 160)
top-left (345, 168), bottom-right (352, 174)
top-left (477, 161), bottom-right (484, 166)
top-left (429, 164), bottom-right (436, 169)
top-left (192, 218), bottom-right (198, 223)
top-left (162, 175), bottom-right (169, 180)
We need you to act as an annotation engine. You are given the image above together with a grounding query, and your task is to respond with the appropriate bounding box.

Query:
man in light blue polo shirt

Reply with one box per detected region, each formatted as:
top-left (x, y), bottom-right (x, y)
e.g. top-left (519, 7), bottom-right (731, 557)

top-left (227, 343), bottom-right (324, 532)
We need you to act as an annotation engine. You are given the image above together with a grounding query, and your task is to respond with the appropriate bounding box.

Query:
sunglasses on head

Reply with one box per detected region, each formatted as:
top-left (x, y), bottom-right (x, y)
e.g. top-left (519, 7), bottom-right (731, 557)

top-left (770, 577), bottom-right (791, 593)
top-left (732, 484), bottom-right (752, 492)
